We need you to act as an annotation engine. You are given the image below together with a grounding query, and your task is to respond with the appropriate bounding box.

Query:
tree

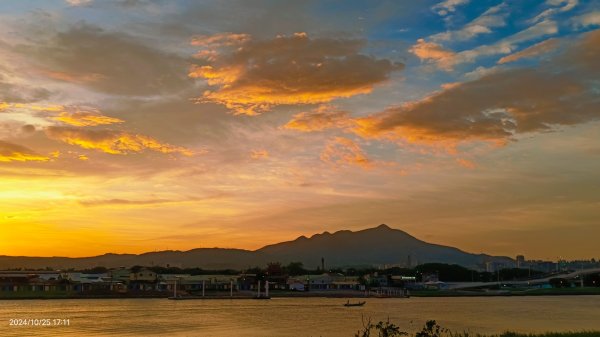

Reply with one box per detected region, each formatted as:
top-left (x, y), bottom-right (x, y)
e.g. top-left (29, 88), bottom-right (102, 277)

top-left (285, 262), bottom-right (306, 276)
top-left (81, 266), bottom-right (108, 274)
top-left (267, 262), bottom-right (283, 276)
top-left (416, 263), bottom-right (471, 282)
top-left (496, 268), bottom-right (543, 280)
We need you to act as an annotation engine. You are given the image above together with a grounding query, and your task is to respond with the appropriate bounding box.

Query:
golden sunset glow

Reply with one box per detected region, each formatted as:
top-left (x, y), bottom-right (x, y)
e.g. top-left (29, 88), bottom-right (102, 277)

top-left (52, 110), bottom-right (124, 127)
top-left (45, 127), bottom-right (194, 155)
top-left (1, 0), bottom-right (599, 261)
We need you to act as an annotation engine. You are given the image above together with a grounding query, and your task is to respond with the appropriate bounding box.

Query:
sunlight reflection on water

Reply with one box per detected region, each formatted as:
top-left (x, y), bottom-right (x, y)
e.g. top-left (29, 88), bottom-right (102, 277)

top-left (1, 296), bottom-right (599, 336)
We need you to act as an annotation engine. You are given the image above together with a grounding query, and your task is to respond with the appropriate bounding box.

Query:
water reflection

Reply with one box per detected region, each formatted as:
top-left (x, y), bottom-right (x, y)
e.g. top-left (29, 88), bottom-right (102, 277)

top-left (1, 296), bottom-right (599, 336)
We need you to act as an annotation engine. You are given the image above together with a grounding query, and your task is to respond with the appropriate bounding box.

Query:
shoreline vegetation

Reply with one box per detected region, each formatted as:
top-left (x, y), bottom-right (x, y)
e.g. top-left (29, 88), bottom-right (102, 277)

top-left (2, 287), bottom-right (600, 300)
top-left (356, 319), bottom-right (600, 337)
top-left (2, 262), bottom-right (599, 300)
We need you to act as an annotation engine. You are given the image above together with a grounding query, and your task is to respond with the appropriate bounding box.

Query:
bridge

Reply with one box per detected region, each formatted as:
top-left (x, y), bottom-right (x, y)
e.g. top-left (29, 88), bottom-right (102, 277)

top-left (445, 268), bottom-right (600, 290)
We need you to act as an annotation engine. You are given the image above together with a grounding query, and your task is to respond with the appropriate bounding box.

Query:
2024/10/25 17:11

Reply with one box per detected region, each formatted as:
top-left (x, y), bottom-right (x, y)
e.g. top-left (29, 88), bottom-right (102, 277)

top-left (8, 318), bottom-right (70, 326)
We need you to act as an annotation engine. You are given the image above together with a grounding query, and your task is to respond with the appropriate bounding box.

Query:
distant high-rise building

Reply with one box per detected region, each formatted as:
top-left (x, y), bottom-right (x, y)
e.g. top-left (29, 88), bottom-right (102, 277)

top-left (516, 255), bottom-right (525, 268)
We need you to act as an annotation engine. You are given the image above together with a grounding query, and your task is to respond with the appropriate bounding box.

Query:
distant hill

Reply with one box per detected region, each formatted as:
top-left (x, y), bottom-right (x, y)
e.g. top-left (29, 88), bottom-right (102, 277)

top-left (0, 224), bottom-right (512, 270)
top-left (256, 224), bottom-right (512, 269)
top-left (0, 249), bottom-right (264, 271)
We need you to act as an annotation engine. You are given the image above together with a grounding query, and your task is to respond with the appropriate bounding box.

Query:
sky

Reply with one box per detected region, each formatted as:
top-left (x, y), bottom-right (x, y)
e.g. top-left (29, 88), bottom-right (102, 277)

top-left (0, 0), bottom-right (599, 260)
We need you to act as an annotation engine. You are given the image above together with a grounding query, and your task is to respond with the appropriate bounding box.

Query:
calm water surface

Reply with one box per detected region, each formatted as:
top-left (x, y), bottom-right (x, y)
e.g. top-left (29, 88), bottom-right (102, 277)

top-left (1, 296), bottom-right (599, 336)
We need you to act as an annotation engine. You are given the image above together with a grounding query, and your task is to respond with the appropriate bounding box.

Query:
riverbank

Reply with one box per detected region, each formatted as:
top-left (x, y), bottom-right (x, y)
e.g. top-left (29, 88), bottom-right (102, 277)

top-left (2, 287), bottom-right (600, 300)
top-left (410, 287), bottom-right (600, 297)
top-left (0, 290), bottom-right (372, 300)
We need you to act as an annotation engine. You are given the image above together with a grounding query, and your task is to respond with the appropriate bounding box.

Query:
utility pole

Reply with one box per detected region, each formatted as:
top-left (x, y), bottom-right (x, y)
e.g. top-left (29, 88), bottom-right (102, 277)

top-left (497, 269), bottom-right (500, 289)
top-left (265, 280), bottom-right (269, 298)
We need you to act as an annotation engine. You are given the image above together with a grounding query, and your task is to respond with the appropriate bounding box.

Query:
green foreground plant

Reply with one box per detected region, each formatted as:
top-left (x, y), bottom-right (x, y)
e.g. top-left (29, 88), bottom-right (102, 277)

top-left (354, 316), bottom-right (407, 337)
top-left (354, 318), bottom-right (600, 337)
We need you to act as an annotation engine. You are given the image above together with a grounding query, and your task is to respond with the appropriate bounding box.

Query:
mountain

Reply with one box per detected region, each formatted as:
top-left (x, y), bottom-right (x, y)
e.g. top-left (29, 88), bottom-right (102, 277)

top-left (0, 249), bottom-right (264, 271)
top-left (0, 225), bottom-right (512, 270)
top-left (257, 224), bottom-right (512, 269)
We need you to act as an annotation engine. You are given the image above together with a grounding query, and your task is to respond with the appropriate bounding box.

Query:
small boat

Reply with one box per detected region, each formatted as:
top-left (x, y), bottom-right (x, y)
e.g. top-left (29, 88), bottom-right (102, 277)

top-left (344, 300), bottom-right (366, 307)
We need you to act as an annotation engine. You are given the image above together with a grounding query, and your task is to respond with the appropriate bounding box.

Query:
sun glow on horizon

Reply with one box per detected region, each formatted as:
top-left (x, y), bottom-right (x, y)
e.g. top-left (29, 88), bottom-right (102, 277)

top-left (1, 1), bottom-right (599, 260)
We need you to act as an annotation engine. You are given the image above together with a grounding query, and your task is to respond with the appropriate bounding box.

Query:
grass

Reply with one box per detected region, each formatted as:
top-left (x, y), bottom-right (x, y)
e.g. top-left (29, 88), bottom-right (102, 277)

top-left (494, 333), bottom-right (600, 337)
top-left (448, 333), bottom-right (600, 337)
top-left (355, 319), bottom-right (600, 337)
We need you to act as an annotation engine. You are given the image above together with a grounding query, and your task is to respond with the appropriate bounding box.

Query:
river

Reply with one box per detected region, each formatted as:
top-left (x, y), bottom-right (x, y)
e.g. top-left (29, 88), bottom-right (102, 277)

top-left (1, 296), bottom-right (599, 336)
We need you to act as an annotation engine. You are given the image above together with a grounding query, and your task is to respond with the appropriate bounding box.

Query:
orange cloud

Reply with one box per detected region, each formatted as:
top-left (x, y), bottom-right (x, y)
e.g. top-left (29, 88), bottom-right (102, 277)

top-left (498, 38), bottom-right (559, 64)
top-left (456, 158), bottom-right (477, 169)
top-left (42, 70), bottom-right (106, 84)
top-left (353, 115), bottom-right (467, 154)
top-left (250, 149), bottom-right (269, 159)
top-left (191, 33), bottom-right (251, 47)
top-left (52, 110), bottom-right (124, 127)
top-left (45, 127), bottom-right (193, 156)
top-left (354, 30), bottom-right (600, 149)
top-left (9, 103), bottom-right (65, 112)
top-left (3, 103), bottom-right (124, 129)
top-left (0, 140), bottom-right (49, 162)
top-left (320, 137), bottom-right (371, 169)
top-left (410, 39), bottom-right (457, 71)
top-left (189, 32), bottom-right (402, 115)
top-left (283, 105), bottom-right (355, 132)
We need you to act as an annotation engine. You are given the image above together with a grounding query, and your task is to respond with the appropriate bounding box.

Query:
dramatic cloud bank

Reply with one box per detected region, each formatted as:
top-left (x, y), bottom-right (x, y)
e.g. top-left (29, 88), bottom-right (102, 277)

top-left (189, 32), bottom-right (403, 115)
top-left (45, 127), bottom-right (193, 156)
top-left (52, 110), bottom-right (124, 127)
top-left (1, 1), bottom-right (599, 259)
top-left (283, 105), bottom-right (354, 132)
top-left (320, 137), bottom-right (371, 169)
top-left (357, 30), bottom-right (600, 147)
top-left (0, 140), bottom-right (49, 162)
